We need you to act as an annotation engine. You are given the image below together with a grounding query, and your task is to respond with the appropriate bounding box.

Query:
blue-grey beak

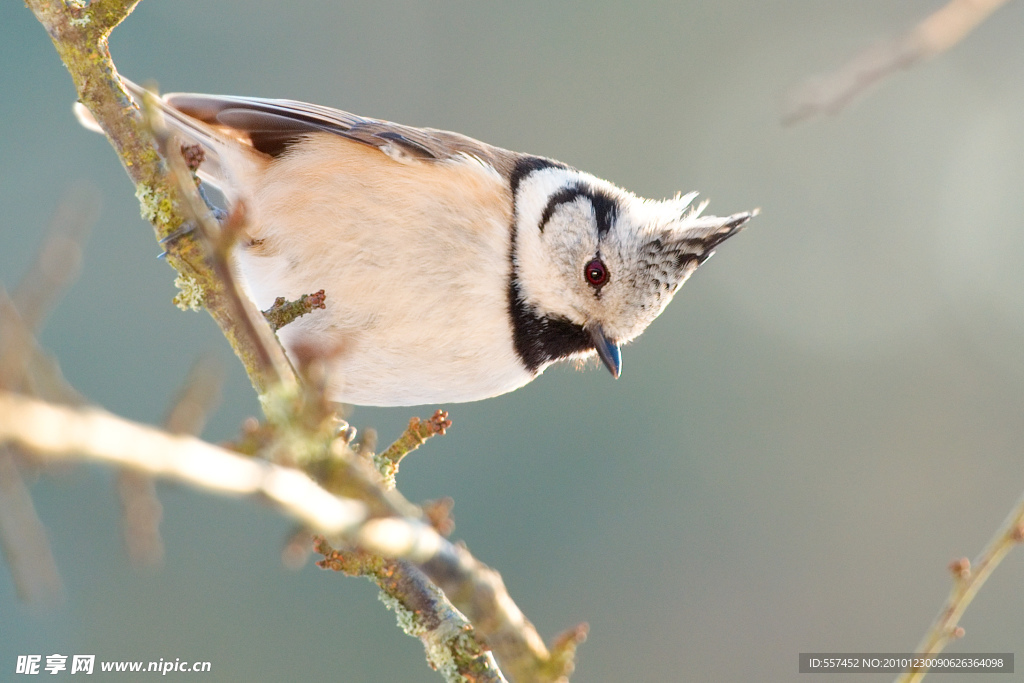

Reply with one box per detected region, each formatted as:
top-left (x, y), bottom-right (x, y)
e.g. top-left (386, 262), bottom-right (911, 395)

top-left (588, 324), bottom-right (621, 379)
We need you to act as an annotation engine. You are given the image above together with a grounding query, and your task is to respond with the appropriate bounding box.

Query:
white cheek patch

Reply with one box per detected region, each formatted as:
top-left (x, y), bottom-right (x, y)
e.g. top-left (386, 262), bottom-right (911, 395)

top-left (514, 167), bottom-right (585, 230)
top-left (513, 169), bottom-right (601, 320)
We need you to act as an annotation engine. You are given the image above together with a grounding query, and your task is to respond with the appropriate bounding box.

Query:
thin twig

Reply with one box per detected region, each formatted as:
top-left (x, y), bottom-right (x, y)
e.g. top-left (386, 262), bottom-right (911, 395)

top-left (894, 490), bottom-right (1024, 682)
top-left (263, 290), bottom-right (327, 332)
top-left (141, 87), bottom-right (297, 395)
top-left (376, 410), bottom-right (452, 489)
top-left (783, 0), bottom-right (1010, 125)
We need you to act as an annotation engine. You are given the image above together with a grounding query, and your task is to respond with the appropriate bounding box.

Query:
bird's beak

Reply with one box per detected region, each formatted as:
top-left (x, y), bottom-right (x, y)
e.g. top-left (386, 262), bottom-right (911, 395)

top-left (588, 323), bottom-right (621, 379)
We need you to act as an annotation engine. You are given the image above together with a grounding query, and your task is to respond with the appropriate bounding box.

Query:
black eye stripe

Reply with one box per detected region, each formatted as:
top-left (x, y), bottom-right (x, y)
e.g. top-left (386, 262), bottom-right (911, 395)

top-left (589, 190), bottom-right (618, 238)
top-left (537, 186), bottom-right (618, 237)
top-left (538, 186), bottom-right (583, 233)
top-left (510, 156), bottom-right (568, 196)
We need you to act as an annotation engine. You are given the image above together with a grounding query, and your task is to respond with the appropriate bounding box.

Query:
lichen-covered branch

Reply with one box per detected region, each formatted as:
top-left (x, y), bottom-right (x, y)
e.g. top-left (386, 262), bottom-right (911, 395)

top-left (263, 290), bottom-right (328, 331)
top-left (316, 538), bottom-right (508, 683)
top-left (420, 543), bottom-right (586, 683)
top-left (0, 385), bottom-right (579, 682)
top-left (25, 0), bottom-right (296, 398)
top-left (141, 86), bottom-right (297, 397)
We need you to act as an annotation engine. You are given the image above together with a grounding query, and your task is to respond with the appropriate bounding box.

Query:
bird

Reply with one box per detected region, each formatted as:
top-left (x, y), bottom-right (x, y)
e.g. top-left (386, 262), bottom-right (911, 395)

top-left (76, 79), bottom-right (756, 407)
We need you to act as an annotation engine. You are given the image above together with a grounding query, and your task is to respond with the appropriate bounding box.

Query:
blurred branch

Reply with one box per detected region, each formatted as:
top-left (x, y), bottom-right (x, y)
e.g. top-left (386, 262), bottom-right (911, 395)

top-left (117, 354), bottom-right (224, 567)
top-left (0, 193), bottom-right (91, 406)
top-left (783, 0), bottom-right (1010, 125)
top-left (895, 492), bottom-right (1024, 683)
top-left (11, 183), bottom-right (97, 331)
top-left (162, 355), bottom-right (224, 437)
top-left (0, 186), bottom-right (99, 604)
top-left (0, 287), bottom-right (83, 408)
top-left (0, 299), bottom-right (65, 603)
top-left (116, 470), bottom-right (164, 568)
top-left (0, 391), bottom-right (373, 537)
top-left (0, 450), bottom-right (63, 605)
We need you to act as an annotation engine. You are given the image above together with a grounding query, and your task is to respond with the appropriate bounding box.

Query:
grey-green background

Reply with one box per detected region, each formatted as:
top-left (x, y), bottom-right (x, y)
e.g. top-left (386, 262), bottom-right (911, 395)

top-left (4, 1), bottom-right (1024, 681)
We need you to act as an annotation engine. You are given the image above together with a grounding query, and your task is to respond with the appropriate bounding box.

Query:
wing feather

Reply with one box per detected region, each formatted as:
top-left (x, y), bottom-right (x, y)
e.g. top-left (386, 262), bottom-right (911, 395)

top-left (163, 92), bottom-right (517, 175)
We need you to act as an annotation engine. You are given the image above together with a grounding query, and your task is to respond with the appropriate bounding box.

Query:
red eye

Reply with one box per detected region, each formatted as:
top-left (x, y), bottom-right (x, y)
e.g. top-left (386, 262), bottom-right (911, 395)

top-left (584, 258), bottom-right (608, 288)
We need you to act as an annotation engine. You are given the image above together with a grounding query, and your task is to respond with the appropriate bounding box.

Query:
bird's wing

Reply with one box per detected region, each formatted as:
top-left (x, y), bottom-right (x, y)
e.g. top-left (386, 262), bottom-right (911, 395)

top-left (162, 91), bottom-right (519, 176)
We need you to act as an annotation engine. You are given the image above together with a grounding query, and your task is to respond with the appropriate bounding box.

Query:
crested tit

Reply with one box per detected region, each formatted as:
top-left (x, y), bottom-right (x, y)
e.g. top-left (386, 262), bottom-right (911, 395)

top-left (77, 80), bottom-right (755, 406)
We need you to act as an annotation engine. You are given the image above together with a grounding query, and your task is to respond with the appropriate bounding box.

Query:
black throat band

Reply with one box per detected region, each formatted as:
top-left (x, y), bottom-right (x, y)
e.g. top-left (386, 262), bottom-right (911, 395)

top-left (507, 156), bottom-right (594, 374)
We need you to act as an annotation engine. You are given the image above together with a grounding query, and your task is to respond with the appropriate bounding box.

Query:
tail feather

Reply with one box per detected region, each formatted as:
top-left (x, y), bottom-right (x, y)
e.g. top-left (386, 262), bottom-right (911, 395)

top-left (73, 78), bottom-right (257, 193)
top-left (72, 101), bottom-right (104, 133)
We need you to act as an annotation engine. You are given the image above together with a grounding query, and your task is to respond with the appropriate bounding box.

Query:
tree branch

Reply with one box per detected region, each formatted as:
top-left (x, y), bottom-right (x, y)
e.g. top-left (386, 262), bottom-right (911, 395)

top-left (783, 0), bottom-right (1010, 125)
top-left (0, 391), bottom-right (369, 536)
top-left (317, 540), bottom-right (508, 683)
top-left (895, 490), bottom-right (1024, 682)
top-left (25, 0), bottom-right (296, 398)
top-left (0, 389), bottom-right (574, 680)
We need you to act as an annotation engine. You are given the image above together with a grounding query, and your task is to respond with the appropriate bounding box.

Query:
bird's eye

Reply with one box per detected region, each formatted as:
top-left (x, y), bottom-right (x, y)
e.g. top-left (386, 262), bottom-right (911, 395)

top-left (584, 258), bottom-right (608, 288)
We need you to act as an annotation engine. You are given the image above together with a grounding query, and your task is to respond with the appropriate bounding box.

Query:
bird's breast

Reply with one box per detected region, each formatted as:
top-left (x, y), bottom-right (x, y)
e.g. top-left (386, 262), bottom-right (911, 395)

top-left (232, 134), bottom-right (535, 405)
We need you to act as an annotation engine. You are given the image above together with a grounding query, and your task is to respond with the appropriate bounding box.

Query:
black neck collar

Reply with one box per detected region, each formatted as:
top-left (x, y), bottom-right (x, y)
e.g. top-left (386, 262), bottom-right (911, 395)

top-left (507, 156), bottom-right (594, 374)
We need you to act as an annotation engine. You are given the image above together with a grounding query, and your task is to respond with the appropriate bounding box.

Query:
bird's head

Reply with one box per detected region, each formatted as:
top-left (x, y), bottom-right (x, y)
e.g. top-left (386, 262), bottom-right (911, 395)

top-left (511, 162), bottom-right (755, 377)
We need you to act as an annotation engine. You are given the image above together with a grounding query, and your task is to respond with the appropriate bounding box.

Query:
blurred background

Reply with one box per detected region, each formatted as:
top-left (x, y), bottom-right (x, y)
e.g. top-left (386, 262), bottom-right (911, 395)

top-left (3, 1), bottom-right (1024, 680)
